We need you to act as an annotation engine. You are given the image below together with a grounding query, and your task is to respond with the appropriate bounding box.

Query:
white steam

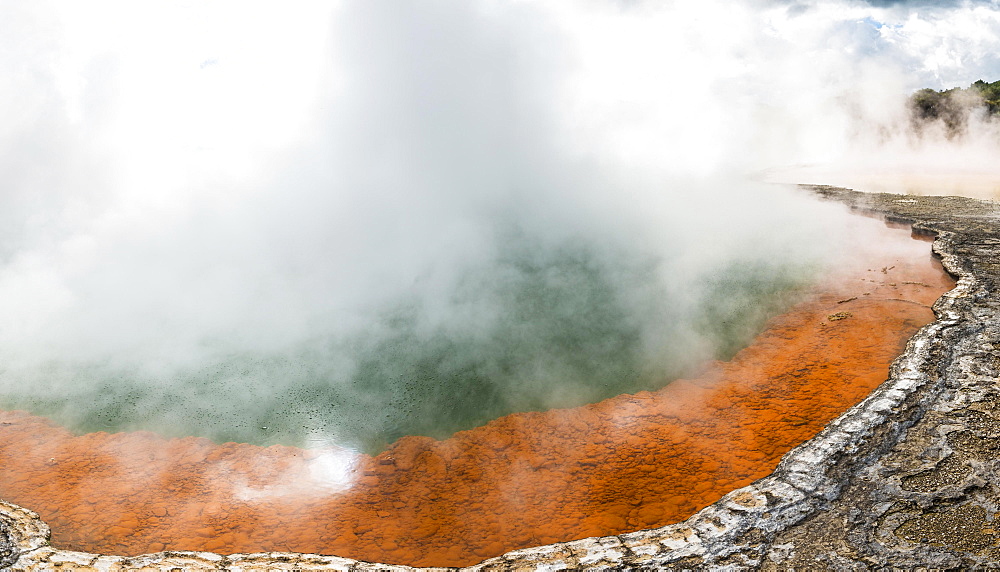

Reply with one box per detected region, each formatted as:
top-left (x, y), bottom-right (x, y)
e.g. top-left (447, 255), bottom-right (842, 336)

top-left (0, 0), bottom-right (998, 450)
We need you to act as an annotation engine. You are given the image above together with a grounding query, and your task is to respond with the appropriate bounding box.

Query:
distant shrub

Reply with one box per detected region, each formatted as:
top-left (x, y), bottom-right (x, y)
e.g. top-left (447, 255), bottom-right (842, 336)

top-left (908, 79), bottom-right (1000, 138)
top-left (972, 79), bottom-right (1000, 117)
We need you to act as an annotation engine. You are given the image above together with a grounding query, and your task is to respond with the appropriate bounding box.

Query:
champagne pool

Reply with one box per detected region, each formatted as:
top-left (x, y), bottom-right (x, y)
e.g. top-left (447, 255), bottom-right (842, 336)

top-left (0, 207), bottom-right (954, 567)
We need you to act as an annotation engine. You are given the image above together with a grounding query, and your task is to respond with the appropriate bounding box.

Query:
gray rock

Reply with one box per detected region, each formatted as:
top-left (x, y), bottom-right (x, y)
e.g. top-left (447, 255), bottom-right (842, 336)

top-left (0, 521), bottom-right (19, 570)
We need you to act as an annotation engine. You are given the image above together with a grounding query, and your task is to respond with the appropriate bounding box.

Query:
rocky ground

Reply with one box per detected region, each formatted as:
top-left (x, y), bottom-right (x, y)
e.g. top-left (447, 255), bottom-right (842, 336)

top-left (749, 186), bottom-right (1000, 570)
top-left (4, 185), bottom-right (1000, 570)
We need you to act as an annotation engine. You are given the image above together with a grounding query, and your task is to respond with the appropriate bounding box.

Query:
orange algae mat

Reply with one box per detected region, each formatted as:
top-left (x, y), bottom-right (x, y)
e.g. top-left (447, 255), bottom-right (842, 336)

top-left (0, 222), bottom-right (954, 568)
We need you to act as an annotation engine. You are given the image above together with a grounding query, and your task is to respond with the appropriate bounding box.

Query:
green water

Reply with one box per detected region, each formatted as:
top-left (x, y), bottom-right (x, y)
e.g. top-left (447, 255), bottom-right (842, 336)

top-left (0, 233), bottom-right (815, 454)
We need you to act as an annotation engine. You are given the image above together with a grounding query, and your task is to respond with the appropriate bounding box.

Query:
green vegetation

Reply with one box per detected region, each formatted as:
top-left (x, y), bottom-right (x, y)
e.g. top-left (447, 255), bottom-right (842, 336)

top-left (971, 79), bottom-right (1000, 116)
top-left (909, 79), bottom-right (1000, 137)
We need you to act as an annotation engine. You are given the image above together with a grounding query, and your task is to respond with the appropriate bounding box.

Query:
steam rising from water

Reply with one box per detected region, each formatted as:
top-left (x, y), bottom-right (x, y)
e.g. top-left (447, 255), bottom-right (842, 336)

top-left (1, 0), bottom-right (999, 452)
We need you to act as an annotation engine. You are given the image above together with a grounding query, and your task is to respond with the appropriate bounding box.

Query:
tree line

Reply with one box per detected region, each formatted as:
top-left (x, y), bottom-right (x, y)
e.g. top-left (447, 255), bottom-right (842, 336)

top-left (909, 79), bottom-right (1000, 137)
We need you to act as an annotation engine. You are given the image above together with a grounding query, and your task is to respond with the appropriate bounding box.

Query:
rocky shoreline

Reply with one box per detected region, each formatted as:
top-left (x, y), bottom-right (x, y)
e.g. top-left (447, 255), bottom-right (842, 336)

top-left (4, 185), bottom-right (1000, 570)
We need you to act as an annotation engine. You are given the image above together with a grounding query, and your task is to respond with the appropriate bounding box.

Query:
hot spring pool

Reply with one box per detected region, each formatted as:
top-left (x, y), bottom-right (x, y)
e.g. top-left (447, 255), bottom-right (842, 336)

top-left (0, 211), bottom-right (954, 567)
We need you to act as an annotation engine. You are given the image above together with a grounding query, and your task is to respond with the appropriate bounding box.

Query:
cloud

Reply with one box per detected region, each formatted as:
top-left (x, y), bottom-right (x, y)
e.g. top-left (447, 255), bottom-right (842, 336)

top-left (773, 0), bottom-right (999, 10)
top-left (863, 0), bottom-right (998, 7)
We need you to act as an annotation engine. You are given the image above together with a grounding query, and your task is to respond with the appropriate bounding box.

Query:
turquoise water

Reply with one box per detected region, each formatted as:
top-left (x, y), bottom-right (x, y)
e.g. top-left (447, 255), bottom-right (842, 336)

top-left (0, 230), bottom-right (815, 455)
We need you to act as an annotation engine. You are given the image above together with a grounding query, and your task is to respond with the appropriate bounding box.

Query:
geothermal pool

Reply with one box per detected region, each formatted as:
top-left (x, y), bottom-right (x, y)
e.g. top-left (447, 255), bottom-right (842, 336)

top-left (0, 212), bottom-right (953, 567)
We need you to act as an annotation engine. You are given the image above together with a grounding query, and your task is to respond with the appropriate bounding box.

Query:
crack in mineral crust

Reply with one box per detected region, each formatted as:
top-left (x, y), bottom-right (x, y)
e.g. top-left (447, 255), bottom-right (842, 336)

top-left (3, 185), bottom-right (1000, 570)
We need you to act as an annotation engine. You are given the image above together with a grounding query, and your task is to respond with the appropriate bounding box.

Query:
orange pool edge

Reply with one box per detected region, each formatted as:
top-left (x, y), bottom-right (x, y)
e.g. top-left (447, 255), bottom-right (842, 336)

top-left (0, 224), bottom-right (955, 568)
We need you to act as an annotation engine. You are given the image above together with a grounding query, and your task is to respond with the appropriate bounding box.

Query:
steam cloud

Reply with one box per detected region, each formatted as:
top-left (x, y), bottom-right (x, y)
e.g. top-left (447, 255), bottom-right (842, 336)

top-left (1, 0), bottom-right (999, 452)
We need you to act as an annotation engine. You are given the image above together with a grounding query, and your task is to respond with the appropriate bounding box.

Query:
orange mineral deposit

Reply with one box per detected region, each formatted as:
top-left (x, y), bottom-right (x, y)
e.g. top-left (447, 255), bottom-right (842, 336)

top-left (0, 219), bottom-right (955, 568)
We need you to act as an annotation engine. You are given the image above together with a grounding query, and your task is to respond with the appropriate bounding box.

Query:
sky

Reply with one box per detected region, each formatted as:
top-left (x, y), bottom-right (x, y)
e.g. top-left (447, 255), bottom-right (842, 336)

top-left (1, 0), bottom-right (1000, 450)
top-left (5, 0), bottom-right (1000, 200)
